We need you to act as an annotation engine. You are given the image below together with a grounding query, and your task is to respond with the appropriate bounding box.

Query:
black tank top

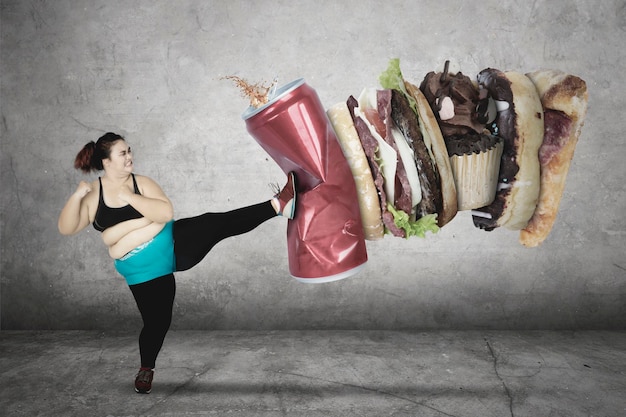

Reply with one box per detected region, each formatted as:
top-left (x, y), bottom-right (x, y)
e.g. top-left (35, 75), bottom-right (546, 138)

top-left (93, 174), bottom-right (143, 232)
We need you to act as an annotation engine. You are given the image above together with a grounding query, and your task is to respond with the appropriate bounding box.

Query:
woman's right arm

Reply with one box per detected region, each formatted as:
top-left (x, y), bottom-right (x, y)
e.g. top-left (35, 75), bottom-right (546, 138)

top-left (58, 181), bottom-right (94, 235)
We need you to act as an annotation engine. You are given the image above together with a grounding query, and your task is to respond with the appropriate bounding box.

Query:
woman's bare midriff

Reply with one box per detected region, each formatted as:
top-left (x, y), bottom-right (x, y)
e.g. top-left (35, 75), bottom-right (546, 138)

top-left (103, 218), bottom-right (166, 259)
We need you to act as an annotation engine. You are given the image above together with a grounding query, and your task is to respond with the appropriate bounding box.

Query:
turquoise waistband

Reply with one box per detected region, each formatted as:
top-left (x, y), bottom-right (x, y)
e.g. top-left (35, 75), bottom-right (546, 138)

top-left (114, 221), bottom-right (176, 286)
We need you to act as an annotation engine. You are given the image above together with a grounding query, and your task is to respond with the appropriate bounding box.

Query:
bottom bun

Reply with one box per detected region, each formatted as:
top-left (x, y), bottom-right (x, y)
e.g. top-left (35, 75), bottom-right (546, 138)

top-left (327, 102), bottom-right (385, 240)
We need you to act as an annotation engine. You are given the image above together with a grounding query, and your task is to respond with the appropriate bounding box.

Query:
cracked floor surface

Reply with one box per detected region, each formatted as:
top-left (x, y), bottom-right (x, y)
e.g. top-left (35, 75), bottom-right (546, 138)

top-left (1, 330), bottom-right (625, 417)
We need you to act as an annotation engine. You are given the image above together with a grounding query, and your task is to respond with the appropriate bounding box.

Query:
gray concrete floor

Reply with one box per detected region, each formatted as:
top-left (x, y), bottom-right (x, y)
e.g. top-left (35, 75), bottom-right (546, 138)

top-left (1, 330), bottom-right (625, 417)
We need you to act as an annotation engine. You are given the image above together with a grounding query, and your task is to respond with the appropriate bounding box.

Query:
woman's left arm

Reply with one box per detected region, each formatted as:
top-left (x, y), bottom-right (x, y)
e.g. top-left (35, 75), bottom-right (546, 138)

top-left (119, 175), bottom-right (174, 223)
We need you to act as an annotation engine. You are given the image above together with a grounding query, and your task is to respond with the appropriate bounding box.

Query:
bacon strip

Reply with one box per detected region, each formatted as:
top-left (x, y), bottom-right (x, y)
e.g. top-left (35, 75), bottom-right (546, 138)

top-left (347, 96), bottom-right (405, 237)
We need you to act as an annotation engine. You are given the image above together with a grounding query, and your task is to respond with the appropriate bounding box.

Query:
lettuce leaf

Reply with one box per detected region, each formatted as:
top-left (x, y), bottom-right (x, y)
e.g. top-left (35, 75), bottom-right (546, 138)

top-left (379, 58), bottom-right (418, 116)
top-left (379, 58), bottom-right (403, 90)
top-left (387, 203), bottom-right (439, 238)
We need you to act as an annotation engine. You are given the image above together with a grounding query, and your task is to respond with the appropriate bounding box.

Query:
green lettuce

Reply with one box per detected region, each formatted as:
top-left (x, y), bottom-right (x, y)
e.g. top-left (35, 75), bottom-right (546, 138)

top-left (379, 58), bottom-right (418, 116)
top-left (387, 203), bottom-right (439, 239)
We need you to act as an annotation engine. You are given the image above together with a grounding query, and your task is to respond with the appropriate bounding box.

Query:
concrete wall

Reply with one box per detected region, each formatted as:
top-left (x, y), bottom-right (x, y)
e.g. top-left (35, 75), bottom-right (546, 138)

top-left (1, 0), bottom-right (624, 330)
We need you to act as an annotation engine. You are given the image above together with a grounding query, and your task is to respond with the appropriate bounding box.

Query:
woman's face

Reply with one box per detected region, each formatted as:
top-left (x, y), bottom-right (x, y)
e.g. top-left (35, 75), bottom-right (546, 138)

top-left (104, 140), bottom-right (133, 174)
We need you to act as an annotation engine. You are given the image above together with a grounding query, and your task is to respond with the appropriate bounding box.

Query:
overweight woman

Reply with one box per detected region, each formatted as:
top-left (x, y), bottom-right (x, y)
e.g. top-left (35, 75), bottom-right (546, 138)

top-left (58, 132), bottom-right (296, 394)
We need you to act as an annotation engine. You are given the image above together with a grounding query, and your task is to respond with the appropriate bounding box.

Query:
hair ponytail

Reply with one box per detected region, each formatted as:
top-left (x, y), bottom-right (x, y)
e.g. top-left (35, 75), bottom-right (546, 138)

top-left (73, 132), bottom-right (124, 173)
top-left (74, 141), bottom-right (97, 173)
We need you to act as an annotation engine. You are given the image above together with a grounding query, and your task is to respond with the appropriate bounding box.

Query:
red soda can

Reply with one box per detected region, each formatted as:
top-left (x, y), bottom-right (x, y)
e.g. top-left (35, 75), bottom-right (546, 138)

top-left (244, 79), bottom-right (368, 282)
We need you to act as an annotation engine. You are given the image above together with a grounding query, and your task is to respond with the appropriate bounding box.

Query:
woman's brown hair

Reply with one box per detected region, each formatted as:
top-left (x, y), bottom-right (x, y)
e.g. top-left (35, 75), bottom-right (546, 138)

top-left (74, 132), bottom-right (124, 173)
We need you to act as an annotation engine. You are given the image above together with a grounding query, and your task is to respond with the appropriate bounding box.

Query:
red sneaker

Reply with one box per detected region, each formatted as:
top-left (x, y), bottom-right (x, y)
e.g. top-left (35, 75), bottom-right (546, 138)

top-left (135, 368), bottom-right (153, 394)
top-left (274, 172), bottom-right (297, 219)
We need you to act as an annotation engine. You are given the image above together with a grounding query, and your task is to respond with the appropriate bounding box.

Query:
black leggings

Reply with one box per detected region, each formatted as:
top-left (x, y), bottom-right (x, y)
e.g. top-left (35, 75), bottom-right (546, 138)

top-left (129, 274), bottom-right (175, 369)
top-left (129, 200), bottom-right (276, 368)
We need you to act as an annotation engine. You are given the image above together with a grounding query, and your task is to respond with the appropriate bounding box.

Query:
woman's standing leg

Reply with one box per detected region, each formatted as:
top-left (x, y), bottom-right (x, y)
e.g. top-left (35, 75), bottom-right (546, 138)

top-left (129, 273), bottom-right (176, 393)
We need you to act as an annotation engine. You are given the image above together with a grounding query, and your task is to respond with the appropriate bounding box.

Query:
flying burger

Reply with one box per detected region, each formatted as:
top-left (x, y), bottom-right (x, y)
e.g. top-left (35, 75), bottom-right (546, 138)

top-left (327, 59), bottom-right (457, 240)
